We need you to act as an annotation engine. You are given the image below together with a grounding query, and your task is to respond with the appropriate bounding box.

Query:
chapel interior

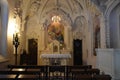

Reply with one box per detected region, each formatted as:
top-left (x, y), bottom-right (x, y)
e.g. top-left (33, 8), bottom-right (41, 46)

top-left (0, 0), bottom-right (120, 80)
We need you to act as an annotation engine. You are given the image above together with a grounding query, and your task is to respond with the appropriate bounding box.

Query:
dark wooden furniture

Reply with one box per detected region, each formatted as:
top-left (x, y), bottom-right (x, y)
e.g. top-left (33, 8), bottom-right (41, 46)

top-left (93, 75), bottom-right (112, 80)
top-left (0, 65), bottom-right (112, 80)
top-left (48, 65), bottom-right (67, 80)
top-left (67, 65), bottom-right (92, 79)
top-left (7, 65), bottom-right (48, 80)
top-left (76, 74), bottom-right (92, 80)
top-left (0, 70), bottom-right (41, 80)
top-left (76, 74), bottom-right (112, 80)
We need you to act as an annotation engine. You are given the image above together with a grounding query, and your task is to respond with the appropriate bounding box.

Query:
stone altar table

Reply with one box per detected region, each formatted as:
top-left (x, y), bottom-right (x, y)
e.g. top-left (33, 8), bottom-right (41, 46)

top-left (40, 53), bottom-right (71, 65)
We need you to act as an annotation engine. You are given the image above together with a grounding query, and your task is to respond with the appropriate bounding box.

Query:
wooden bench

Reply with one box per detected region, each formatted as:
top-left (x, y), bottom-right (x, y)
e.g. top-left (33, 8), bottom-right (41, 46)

top-left (71, 68), bottom-right (100, 74)
top-left (48, 65), bottom-right (66, 80)
top-left (65, 65), bottom-right (92, 80)
top-left (7, 65), bottom-right (48, 80)
top-left (93, 75), bottom-right (112, 80)
top-left (67, 65), bottom-right (92, 74)
top-left (68, 65), bottom-right (92, 71)
top-left (71, 68), bottom-right (100, 80)
top-left (8, 65), bottom-right (46, 71)
top-left (76, 74), bottom-right (92, 80)
top-left (76, 74), bottom-right (112, 80)
top-left (0, 70), bottom-right (41, 80)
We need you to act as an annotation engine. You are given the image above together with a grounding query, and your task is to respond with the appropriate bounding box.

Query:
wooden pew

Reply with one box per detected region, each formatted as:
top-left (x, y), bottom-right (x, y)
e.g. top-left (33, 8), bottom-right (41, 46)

top-left (93, 75), bottom-right (112, 80)
top-left (63, 65), bottom-right (92, 80)
top-left (68, 65), bottom-right (92, 71)
top-left (71, 68), bottom-right (100, 75)
top-left (86, 68), bottom-right (100, 75)
top-left (48, 65), bottom-right (66, 80)
top-left (0, 70), bottom-right (41, 80)
top-left (76, 74), bottom-right (92, 80)
top-left (76, 74), bottom-right (112, 80)
top-left (67, 65), bottom-right (92, 74)
top-left (7, 65), bottom-right (48, 80)
top-left (71, 68), bottom-right (100, 80)
top-left (6, 65), bottom-right (93, 80)
top-left (8, 65), bottom-right (46, 71)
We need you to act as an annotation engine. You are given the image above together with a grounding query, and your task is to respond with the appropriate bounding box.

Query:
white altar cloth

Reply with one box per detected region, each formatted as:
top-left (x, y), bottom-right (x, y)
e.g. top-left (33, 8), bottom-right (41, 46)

top-left (40, 53), bottom-right (71, 59)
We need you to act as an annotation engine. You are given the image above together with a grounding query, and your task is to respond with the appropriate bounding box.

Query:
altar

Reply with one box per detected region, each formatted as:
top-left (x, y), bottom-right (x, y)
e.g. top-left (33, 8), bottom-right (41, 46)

top-left (40, 53), bottom-right (71, 65)
top-left (38, 15), bottom-right (72, 65)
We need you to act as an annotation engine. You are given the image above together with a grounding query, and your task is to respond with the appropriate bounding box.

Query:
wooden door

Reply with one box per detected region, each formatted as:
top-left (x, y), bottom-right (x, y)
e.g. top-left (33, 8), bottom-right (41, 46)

top-left (73, 39), bottom-right (82, 65)
top-left (28, 38), bottom-right (38, 65)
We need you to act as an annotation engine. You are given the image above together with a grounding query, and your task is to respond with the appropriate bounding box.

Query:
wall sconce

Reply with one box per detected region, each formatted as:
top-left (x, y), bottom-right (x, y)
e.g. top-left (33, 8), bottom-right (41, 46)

top-left (13, 33), bottom-right (20, 65)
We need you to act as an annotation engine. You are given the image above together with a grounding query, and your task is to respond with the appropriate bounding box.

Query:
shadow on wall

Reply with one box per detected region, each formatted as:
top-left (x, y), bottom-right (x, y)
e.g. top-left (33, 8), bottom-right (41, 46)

top-left (0, 55), bottom-right (9, 69)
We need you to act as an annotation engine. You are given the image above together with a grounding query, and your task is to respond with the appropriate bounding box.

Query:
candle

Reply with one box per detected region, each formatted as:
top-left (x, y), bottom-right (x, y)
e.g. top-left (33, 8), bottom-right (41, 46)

top-left (15, 33), bottom-right (18, 41)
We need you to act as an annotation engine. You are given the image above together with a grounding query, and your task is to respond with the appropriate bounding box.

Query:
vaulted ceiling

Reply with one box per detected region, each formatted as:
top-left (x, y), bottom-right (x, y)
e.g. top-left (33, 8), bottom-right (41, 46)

top-left (21, 0), bottom-right (87, 27)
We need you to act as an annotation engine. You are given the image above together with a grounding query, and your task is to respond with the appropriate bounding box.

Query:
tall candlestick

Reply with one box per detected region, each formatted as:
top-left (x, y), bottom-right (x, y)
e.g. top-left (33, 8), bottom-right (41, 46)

top-left (13, 32), bottom-right (20, 65)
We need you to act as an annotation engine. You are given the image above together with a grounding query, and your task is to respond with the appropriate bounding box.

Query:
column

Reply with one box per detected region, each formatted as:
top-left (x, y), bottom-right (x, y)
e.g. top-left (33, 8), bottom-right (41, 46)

top-left (100, 14), bottom-right (106, 48)
top-left (0, 0), bottom-right (8, 56)
top-left (105, 18), bottom-right (110, 48)
top-left (64, 26), bottom-right (70, 49)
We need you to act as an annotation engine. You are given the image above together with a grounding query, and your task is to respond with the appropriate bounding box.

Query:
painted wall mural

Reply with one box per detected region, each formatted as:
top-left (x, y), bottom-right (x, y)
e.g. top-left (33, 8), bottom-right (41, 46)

top-left (47, 16), bottom-right (64, 45)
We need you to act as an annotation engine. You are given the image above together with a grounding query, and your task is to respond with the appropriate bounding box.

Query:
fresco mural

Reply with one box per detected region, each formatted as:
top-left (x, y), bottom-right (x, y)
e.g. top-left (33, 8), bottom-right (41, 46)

top-left (47, 16), bottom-right (64, 45)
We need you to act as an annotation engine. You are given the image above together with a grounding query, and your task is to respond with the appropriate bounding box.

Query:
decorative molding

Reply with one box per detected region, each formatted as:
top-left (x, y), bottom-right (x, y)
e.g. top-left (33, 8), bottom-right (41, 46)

top-left (27, 31), bottom-right (39, 39)
top-left (104, 0), bottom-right (120, 48)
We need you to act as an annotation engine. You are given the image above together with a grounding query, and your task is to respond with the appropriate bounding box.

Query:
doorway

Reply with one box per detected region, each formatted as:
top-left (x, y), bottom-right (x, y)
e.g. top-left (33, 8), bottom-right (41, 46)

top-left (73, 39), bottom-right (82, 65)
top-left (28, 38), bottom-right (38, 65)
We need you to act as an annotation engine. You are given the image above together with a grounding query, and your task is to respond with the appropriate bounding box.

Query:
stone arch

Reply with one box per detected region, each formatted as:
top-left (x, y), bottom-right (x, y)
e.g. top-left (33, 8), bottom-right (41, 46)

top-left (0, 0), bottom-right (9, 56)
top-left (93, 15), bottom-right (100, 49)
top-left (105, 0), bottom-right (120, 48)
top-left (73, 16), bottom-right (87, 39)
top-left (41, 8), bottom-right (73, 29)
top-left (74, 16), bottom-right (82, 31)
top-left (109, 3), bottom-right (120, 48)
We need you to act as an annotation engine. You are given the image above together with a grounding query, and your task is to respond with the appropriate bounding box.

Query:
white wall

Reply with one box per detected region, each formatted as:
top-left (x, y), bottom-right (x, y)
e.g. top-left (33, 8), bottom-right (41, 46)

top-left (96, 49), bottom-right (120, 80)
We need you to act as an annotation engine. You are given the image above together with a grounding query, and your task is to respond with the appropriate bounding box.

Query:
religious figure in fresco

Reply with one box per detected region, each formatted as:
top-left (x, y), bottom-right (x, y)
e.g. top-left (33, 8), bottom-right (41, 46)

top-left (47, 22), bottom-right (64, 44)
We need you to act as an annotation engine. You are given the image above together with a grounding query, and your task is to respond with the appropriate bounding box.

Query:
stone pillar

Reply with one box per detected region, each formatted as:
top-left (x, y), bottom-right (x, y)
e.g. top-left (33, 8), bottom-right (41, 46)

top-left (39, 26), bottom-right (45, 50)
top-left (64, 26), bottom-right (70, 49)
top-left (0, 0), bottom-right (8, 56)
top-left (105, 18), bottom-right (111, 48)
top-left (100, 15), bottom-right (106, 48)
top-left (38, 26), bottom-right (45, 65)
